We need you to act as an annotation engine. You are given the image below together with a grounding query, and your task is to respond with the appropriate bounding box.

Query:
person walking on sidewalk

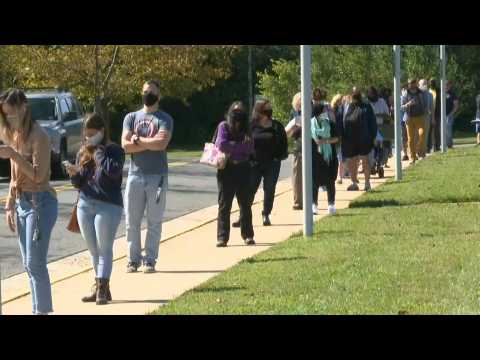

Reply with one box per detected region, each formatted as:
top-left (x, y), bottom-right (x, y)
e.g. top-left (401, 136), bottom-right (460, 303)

top-left (476, 93), bottom-right (480, 146)
top-left (419, 79), bottom-right (434, 156)
top-left (341, 90), bottom-right (377, 192)
top-left (428, 79), bottom-right (441, 152)
top-left (285, 92), bottom-right (303, 210)
top-left (0, 89), bottom-right (58, 315)
top-left (331, 94), bottom-right (345, 184)
top-left (401, 78), bottom-right (427, 164)
top-left (215, 102), bottom-right (255, 247)
top-left (311, 101), bottom-right (339, 216)
top-left (67, 113), bottom-right (125, 305)
top-left (234, 99), bottom-right (288, 227)
top-left (445, 80), bottom-right (460, 149)
top-left (121, 80), bottom-right (174, 273)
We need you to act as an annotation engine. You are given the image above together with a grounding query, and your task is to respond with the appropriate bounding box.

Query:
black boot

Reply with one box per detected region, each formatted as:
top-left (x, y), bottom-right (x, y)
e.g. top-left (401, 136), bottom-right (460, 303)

top-left (96, 278), bottom-right (109, 305)
top-left (232, 219), bottom-right (240, 228)
top-left (262, 214), bottom-right (271, 226)
top-left (81, 279), bottom-right (98, 303)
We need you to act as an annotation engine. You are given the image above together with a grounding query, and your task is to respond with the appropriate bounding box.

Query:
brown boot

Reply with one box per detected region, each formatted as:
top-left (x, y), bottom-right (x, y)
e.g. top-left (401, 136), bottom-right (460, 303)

top-left (96, 278), bottom-right (109, 305)
top-left (81, 279), bottom-right (98, 303)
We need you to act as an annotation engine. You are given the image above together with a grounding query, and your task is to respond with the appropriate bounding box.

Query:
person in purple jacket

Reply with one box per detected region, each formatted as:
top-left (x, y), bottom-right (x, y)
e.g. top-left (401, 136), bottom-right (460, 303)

top-left (66, 113), bottom-right (125, 305)
top-left (215, 101), bottom-right (255, 247)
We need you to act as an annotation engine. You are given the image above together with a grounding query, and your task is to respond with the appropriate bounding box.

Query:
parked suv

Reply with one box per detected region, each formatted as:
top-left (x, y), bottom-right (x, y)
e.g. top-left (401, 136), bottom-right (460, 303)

top-left (0, 88), bottom-right (85, 179)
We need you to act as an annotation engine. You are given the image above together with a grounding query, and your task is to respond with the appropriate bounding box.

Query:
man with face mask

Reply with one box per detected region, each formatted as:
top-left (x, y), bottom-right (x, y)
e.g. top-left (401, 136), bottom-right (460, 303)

top-left (121, 80), bottom-right (174, 274)
top-left (401, 78), bottom-right (427, 164)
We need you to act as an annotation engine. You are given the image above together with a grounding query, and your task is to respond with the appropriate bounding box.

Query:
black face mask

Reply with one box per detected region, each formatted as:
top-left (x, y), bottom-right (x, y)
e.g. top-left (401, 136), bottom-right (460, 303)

top-left (262, 109), bottom-right (273, 118)
top-left (143, 93), bottom-right (159, 107)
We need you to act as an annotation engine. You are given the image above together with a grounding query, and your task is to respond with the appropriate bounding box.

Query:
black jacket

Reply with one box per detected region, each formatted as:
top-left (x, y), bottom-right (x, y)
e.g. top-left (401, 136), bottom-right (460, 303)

top-left (250, 119), bottom-right (289, 163)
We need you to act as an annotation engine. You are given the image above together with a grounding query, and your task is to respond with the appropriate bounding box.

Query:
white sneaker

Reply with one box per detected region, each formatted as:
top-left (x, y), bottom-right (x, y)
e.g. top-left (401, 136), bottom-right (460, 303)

top-left (312, 204), bottom-right (319, 215)
top-left (327, 205), bottom-right (336, 215)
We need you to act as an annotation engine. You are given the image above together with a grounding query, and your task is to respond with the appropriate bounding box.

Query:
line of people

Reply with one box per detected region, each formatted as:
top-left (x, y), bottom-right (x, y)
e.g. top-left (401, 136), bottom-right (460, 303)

top-left (0, 78), bottom-right (460, 314)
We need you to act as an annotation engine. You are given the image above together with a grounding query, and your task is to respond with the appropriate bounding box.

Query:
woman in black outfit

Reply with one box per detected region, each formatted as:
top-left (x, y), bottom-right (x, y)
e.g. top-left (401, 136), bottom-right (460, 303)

top-left (232, 99), bottom-right (288, 227)
top-left (311, 102), bottom-right (339, 216)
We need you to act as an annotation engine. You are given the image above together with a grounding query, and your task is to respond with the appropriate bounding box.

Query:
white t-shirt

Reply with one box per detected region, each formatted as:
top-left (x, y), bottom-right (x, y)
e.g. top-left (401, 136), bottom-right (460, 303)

top-left (285, 115), bottom-right (302, 132)
top-left (369, 98), bottom-right (390, 125)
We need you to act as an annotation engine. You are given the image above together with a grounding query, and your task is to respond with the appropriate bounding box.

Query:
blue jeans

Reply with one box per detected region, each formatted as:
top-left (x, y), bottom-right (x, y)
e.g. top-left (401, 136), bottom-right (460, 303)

top-left (77, 195), bottom-right (123, 279)
top-left (447, 115), bottom-right (455, 148)
top-left (125, 174), bottom-right (168, 266)
top-left (16, 191), bottom-right (58, 314)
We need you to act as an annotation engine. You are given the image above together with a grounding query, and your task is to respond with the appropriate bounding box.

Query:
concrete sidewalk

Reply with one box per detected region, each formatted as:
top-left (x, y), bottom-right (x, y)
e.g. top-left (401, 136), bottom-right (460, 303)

top-left (1, 157), bottom-right (410, 315)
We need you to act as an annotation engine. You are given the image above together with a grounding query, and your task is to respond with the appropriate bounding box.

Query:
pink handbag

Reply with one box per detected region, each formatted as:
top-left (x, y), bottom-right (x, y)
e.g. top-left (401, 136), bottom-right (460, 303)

top-left (200, 125), bottom-right (227, 169)
top-left (200, 142), bottom-right (227, 169)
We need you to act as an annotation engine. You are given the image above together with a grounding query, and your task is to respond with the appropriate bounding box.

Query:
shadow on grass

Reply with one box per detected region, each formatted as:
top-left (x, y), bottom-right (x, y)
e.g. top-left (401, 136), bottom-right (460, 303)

top-left (157, 270), bottom-right (224, 274)
top-left (349, 199), bottom-right (402, 208)
top-left (192, 286), bottom-right (246, 294)
top-left (349, 197), bottom-right (480, 209)
top-left (243, 256), bottom-right (308, 264)
top-left (110, 299), bottom-right (169, 305)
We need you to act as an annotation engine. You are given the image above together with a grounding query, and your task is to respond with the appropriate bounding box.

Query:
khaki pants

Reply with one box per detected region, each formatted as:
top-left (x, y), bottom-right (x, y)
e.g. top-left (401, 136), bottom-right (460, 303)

top-left (292, 152), bottom-right (302, 207)
top-left (406, 116), bottom-right (426, 161)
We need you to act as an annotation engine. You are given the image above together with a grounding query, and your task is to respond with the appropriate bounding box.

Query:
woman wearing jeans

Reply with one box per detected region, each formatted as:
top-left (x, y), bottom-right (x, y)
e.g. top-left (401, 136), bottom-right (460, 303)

top-left (0, 89), bottom-right (58, 315)
top-left (215, 102), bottom-right (255, 247)
top-left (66, 113), bottom-right (125, 305)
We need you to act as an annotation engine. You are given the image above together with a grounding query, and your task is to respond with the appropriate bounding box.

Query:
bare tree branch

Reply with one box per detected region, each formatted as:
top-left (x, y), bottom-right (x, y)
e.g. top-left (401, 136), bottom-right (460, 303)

top-left (102, 46), bottom-right (120, 95)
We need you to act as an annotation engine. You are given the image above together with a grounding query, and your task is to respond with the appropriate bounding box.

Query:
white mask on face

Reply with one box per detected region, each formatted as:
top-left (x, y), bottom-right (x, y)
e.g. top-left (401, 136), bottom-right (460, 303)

top-left (85, 131), bottom-right (104, 147)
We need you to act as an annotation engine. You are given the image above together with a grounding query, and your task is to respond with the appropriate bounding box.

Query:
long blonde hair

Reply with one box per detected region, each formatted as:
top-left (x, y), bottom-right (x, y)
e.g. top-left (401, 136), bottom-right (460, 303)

top-left (0, 89), bottom-right (34, 145)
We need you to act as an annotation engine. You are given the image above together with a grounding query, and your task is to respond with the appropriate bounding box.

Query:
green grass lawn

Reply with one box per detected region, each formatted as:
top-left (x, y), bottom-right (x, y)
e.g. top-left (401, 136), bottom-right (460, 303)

top-left (152, 146), bottom-right (480, 315)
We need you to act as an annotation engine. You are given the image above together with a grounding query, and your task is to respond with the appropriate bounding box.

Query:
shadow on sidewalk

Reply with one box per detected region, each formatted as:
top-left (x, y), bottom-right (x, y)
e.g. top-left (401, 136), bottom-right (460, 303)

top-left (227, 243), bottom-right (276, 247)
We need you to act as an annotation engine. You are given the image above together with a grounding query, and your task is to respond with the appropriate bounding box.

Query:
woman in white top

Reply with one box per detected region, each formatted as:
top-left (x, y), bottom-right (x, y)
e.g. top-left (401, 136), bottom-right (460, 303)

top-left (367, 86), bottom-right (390, 126)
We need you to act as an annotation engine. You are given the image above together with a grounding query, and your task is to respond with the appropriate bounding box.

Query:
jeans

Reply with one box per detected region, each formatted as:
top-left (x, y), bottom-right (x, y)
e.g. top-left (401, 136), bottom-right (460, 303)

top-left (16, 191), bottom-right (58, 314)
top-left (250, 160), bottom-right (281, 216)
top-left (217, 161), bottom-right (254, 242)
top-left (77, 195), bottom-right (123, 279)
top-left (125, 174), bottom-right (168, 266)
top-left (447, 114), bottom-right (455, 148)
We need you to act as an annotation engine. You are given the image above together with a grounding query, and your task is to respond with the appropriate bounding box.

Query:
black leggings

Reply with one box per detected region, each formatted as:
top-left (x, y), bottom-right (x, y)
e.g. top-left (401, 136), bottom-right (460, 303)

top-left (313, 179), bottom-right (336, 206)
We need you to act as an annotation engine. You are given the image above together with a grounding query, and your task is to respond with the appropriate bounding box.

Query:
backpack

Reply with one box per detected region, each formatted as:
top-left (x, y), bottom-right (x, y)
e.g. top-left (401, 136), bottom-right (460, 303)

top-left (406, 90), bottom-right (426, 117)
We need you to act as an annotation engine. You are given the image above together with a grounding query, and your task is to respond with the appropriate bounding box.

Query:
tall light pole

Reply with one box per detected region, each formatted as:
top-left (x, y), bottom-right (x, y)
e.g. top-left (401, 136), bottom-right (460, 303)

top-left (248, 46), bottom-right (253, 115)
top-left (301, 45), bottom-right (313, 237)
top-left (393, 45), bottom-right (402, 181)
top-left (440, 45), bottom-right (447, 153)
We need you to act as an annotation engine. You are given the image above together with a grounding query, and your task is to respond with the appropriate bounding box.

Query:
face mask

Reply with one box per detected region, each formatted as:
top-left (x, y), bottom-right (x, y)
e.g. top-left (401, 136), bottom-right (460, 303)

top-left (85, 131), bottom-right (104, 147)
top-left (262, 109), bottom-right (273, 118)
top-left (143, 92), bottom-right (159, 107)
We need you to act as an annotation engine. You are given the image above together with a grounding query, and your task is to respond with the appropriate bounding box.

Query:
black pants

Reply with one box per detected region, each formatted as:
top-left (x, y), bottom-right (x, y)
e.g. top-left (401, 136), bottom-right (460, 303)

top-left (217, 162), bottom-right (254, 242)
top-left (250, 160), bottom-right (281, 216)
top-left (427, 118), bottom-right (441, 152)
top-left (313, 179), bottom-right (336, 206)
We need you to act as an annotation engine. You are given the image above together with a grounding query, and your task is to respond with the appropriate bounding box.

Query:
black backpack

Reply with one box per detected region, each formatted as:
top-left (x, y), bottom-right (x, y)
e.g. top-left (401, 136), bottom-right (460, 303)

top-left (406, 90), bottom-right (426, 117)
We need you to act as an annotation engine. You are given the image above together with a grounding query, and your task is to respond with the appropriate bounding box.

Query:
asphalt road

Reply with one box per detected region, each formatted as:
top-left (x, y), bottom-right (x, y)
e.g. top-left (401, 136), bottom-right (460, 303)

top-left (0, 157), bottom-right (293, 279)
